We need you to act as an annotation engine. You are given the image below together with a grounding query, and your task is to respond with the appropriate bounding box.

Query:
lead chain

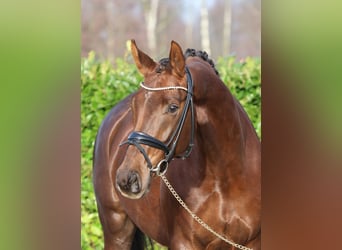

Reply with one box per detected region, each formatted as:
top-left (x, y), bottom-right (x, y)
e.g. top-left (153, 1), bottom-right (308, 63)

top-left (159, 174), bottom-right (252, 250)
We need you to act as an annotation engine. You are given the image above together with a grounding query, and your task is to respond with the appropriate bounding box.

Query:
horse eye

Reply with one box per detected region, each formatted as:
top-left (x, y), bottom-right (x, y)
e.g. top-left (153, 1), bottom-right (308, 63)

top-left (168, 104), bottom-right (179, 113)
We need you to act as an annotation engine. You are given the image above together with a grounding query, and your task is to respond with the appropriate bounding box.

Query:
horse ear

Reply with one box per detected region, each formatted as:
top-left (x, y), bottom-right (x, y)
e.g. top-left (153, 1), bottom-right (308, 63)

top-left (130, 39), bottom-right (157, 76)
top-left (169, 40), bottom-right (185, 78)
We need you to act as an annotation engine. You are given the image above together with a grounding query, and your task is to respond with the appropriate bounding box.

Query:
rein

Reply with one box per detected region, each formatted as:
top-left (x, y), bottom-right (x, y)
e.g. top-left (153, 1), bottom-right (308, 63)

top-left (120, 67), bottom-right (251, 250)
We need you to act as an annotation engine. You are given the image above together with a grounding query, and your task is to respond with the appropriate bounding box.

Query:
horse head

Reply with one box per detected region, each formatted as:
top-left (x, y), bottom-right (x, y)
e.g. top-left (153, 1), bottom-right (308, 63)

top-left (116, 40), bottom-right (194, 199)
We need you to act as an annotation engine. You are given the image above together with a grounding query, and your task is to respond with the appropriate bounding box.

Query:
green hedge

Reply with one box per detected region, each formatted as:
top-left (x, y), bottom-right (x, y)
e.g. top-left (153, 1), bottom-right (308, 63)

top-left (81, 51), bottom-right (260, 249)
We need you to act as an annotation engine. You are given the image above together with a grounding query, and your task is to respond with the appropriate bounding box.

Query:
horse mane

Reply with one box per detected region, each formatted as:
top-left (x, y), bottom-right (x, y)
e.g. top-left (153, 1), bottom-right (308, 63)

top-left (184, 48), bottom-right (219, 76)
top-left (155, 49), bottom-right (219, 76)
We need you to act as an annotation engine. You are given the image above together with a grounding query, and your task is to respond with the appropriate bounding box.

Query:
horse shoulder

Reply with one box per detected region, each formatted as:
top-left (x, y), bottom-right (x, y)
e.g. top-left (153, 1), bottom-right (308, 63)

top-left (92, 94), bottom-right (140, 249)
top-left (93, 94), bottom-right (134, 204)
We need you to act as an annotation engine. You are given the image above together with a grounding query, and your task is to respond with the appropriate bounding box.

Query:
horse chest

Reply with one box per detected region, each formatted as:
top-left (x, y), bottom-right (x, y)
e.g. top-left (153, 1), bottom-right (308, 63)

top-left (169, 184), bottom-right (253, 248)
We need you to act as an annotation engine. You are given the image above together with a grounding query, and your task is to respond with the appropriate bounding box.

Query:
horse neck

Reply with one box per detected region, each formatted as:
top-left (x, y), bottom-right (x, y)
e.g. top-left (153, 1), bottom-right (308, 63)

top-left (190, 63), bottom-right (249, 180)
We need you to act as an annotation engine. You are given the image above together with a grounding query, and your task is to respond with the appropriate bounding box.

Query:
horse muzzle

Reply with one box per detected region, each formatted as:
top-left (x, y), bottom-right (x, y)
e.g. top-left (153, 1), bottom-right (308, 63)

top-left (116, 169), bottom-right (147, 199)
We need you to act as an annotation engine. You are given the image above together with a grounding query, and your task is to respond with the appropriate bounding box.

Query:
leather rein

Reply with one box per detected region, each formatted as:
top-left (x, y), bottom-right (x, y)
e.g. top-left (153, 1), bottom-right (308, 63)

top-left (120, 67), bottom-right (195, 175)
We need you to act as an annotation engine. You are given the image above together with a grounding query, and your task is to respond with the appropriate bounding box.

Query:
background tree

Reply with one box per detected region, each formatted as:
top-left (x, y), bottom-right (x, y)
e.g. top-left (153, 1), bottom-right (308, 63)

top-left (142, 0), bottom-right (159, 58)
top-left (81, 0), bottom-right (260, 61)
top-left (200, 0), bottom-right (211, 55)
top-left (222, 0), bottom-right (232, 55)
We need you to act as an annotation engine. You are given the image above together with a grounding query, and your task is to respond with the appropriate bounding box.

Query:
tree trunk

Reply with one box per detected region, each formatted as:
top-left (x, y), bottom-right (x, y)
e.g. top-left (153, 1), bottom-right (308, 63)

top-left (222, 0), bottom-right (231, 55)
top-left (186, 19), bottom-right (193, 46)
top-left (200, 0), bottom-right (211, 55)
top-left (143, 0), bottom-right (159, 57)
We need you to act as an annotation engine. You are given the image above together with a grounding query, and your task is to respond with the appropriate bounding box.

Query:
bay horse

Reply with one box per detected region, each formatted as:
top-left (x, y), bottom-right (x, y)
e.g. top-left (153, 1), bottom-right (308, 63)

top-left (93, 40), bottom-right (260, 249)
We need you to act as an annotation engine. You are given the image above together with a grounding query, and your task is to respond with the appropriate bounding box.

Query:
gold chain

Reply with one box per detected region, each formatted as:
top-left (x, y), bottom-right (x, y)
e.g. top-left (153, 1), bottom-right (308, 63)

top-left (159, 174), bottom-right (252, 250)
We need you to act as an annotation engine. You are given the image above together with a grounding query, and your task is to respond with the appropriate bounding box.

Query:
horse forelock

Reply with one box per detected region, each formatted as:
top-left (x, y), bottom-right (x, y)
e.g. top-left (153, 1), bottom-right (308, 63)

top-left (155, 58), bottom-right (170, 73)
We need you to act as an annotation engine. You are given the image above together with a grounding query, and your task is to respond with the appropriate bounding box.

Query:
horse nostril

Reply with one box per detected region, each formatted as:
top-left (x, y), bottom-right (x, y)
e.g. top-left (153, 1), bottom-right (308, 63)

top-left (117, 175), bottom-right (129, 192)
top-left (117, 170), bottom-right (141, 194)
top-left (128, 171), bottom-right (140, 194)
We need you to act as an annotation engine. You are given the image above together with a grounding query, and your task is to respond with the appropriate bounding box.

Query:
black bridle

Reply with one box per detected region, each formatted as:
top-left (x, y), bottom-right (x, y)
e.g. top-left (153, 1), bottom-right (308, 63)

top-left (120, 67), bottom-right (195, 175)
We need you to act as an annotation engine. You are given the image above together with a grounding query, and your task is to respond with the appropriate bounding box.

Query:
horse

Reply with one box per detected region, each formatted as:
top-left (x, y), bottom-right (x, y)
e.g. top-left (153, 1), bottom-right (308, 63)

top-left (93, 40), bottom-right (261, 250)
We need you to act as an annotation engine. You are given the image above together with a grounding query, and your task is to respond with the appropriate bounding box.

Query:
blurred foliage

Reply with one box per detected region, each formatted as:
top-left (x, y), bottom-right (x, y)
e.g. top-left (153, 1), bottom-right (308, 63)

top-left (81, 51), bottom-right (260, 249)
top-left (217, 56), bottom-right (261, 137)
